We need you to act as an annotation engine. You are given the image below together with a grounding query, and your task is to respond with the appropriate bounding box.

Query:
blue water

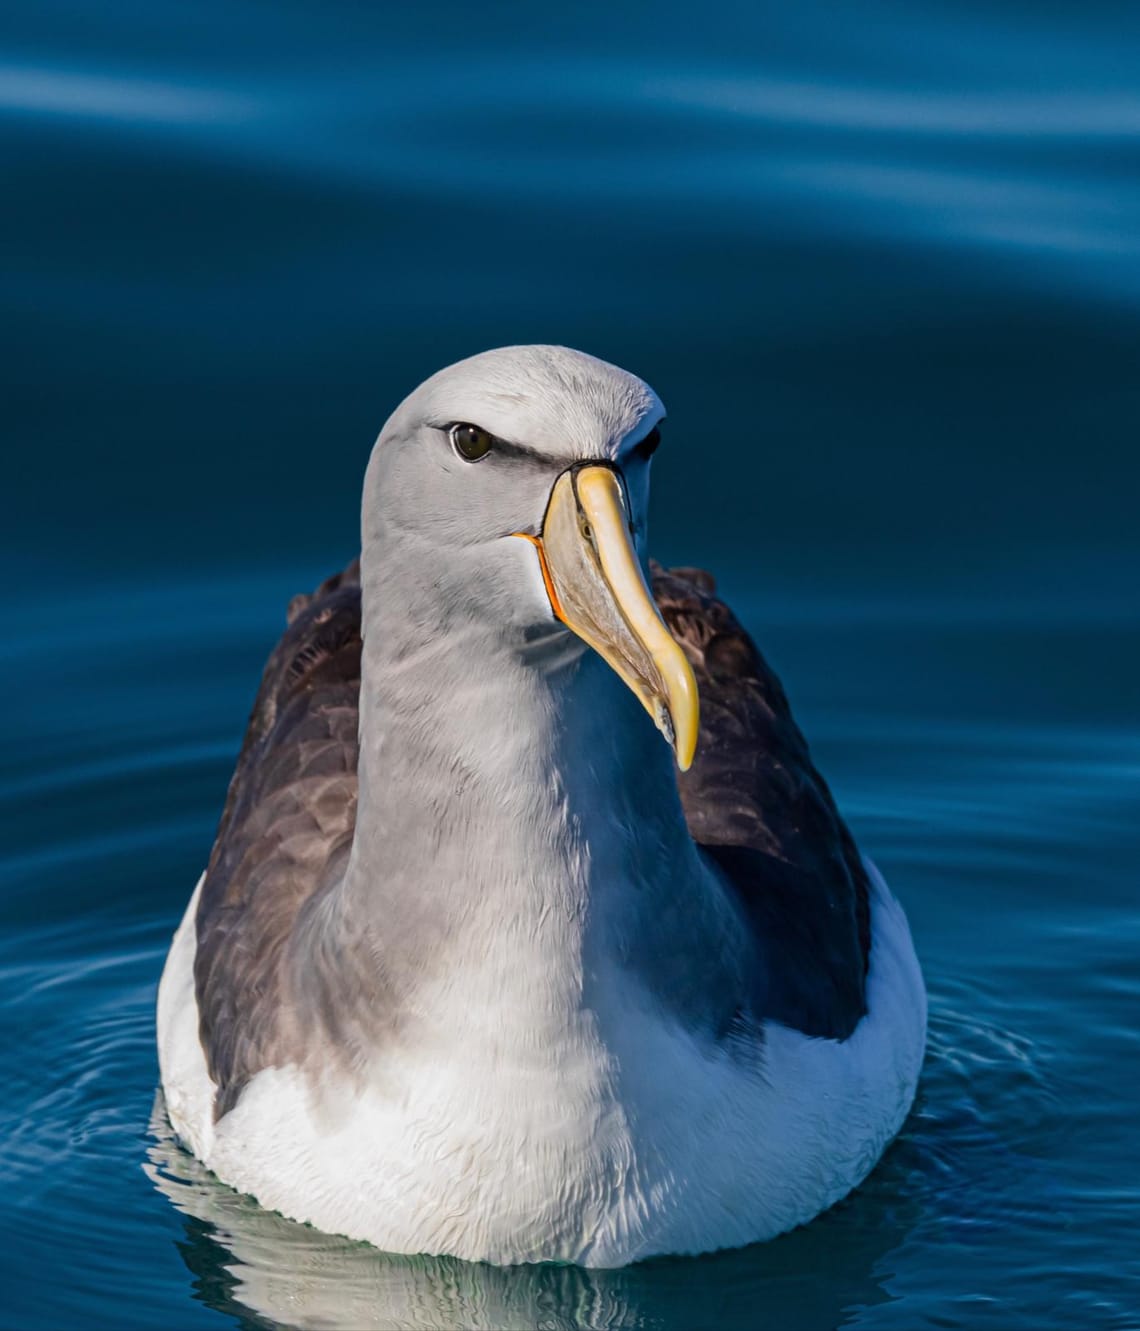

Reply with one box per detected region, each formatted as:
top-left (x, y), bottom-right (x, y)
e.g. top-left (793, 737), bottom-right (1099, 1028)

top-left (2, 2), bottom-right (1139, 1327)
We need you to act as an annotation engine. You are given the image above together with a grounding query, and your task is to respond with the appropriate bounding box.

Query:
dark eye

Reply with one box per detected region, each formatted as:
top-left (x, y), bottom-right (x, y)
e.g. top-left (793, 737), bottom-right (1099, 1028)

top-left (450, 422), bottom-right (494, 462)
top-left (633, 425), bottom-right (661, 461)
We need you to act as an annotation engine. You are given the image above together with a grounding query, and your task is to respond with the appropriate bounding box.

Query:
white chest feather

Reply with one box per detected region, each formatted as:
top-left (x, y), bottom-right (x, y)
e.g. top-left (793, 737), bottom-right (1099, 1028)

top-left (157, 861), bottom-right (925, 1267)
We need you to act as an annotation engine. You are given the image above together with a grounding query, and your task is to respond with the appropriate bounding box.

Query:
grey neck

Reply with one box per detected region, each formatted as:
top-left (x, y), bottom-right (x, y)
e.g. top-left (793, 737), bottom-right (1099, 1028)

top-left (327, 556), bottom-right (748, 1039)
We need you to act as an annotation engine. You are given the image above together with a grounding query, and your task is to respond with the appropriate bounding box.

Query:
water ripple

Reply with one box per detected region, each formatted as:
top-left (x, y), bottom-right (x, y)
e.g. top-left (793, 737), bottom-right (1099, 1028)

top-left (0, 63), bottom-right (259, 126)
top-left (4, 48), bottom-right (1138, 305)
top-left (3, 2), bottom-right (1139, 1320)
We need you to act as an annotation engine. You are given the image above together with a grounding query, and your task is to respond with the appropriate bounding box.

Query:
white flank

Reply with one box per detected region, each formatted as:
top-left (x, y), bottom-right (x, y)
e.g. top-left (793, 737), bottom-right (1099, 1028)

top-left (156, 859), bottom-right (925, 1267)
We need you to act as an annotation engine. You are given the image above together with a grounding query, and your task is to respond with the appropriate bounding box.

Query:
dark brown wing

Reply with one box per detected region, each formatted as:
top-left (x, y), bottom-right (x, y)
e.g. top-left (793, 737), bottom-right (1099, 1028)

top-left (193, 560), bottom-right (363, 1117)
top-left (652, 562), bottom-right (871, 1040)
top-left (192, 558), bottom-right (871, 1119)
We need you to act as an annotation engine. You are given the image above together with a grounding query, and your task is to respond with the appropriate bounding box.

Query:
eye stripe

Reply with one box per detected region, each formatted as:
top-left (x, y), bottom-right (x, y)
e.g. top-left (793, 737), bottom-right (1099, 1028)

top-left (443, 422), bottom-right (557, 466)
top-left (444, 422), bottom-right (662, 468)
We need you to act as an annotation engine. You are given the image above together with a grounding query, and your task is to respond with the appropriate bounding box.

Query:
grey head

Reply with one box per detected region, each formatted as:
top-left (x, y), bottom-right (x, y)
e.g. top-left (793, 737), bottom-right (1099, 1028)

top-left (359, 345), bottom-right (698, 767)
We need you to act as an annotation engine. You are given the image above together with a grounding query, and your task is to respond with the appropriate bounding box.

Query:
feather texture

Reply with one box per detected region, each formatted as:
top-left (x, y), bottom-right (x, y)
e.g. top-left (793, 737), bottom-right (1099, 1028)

top-left (194, 559), bottom-right (871, 1119)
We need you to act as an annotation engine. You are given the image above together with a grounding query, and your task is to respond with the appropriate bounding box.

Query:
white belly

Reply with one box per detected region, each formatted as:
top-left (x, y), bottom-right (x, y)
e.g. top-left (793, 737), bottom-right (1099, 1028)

top-left (156, 862), bottom-right (925, 1267)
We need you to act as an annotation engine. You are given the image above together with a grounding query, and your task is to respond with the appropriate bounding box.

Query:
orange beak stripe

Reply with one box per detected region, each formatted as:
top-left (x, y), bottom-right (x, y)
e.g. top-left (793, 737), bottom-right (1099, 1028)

top-left (513, 533), bottom-right (566, 622)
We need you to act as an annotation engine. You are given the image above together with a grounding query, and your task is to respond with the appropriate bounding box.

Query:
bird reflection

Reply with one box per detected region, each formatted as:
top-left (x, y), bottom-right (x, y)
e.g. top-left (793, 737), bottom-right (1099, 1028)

top-left (146, 1093), bottom-right (919, 1331)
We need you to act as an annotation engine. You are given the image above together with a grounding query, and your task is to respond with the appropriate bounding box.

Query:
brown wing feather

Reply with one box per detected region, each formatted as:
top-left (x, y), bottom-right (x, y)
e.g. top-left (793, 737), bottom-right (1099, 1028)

top-left (193, 558), bottom-right (871, 1117)
top-left (652, 562), bottom-right (871, 1039)
top-left (193, 560), bottom-right (363, 1117)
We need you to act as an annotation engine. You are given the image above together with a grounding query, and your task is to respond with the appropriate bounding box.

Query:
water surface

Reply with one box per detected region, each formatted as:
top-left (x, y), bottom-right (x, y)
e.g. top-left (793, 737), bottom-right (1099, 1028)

top-left (2, 1), bottom-right (1138, 1327)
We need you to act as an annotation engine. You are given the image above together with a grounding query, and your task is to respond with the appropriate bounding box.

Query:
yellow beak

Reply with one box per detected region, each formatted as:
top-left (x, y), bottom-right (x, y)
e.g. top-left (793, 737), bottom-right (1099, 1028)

top-left (519, 464), bottom-right (699, 771)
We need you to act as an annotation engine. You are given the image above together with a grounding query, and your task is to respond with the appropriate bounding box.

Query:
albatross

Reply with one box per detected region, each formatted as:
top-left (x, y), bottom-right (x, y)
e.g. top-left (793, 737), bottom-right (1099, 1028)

top-left (157, 345), bottom-right (925, 1267)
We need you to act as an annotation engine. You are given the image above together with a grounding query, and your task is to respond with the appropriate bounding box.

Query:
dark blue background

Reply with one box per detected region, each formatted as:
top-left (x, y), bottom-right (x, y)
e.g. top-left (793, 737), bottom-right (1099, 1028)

top-left (2, 3), bottom-right (1138, 1328)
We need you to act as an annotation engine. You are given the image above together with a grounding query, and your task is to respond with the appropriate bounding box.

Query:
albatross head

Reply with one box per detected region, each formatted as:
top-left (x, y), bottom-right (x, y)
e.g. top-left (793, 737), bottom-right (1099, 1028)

top-left (362, 344), bottom-right (699, 769)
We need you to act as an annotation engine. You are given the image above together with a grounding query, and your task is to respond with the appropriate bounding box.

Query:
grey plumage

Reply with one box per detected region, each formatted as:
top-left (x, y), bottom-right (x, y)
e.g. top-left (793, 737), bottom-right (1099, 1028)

top-left (194, 559), bottom-right (870, 1120)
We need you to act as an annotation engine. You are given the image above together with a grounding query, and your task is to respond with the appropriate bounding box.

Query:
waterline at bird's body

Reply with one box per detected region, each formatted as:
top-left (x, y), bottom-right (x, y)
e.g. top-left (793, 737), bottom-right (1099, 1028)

top-left (159, 859), bottom-right (923, 1266)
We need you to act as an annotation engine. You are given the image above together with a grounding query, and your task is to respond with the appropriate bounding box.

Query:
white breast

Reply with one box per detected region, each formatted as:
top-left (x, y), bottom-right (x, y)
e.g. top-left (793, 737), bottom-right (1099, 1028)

top-left (157, 860), bottom-right (925, 1267)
